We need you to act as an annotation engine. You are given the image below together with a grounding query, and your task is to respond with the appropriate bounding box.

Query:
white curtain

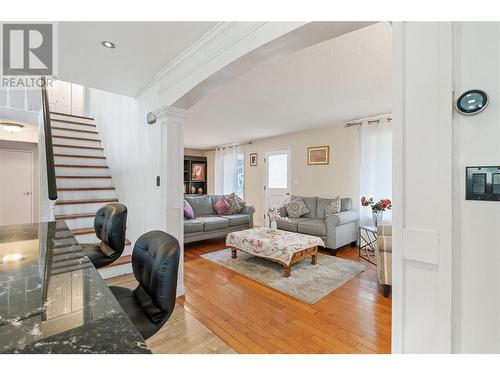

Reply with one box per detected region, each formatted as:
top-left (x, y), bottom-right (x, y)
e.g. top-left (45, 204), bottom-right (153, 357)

top-left (215, 145), bottom-right (241, 195)
top-left (359, 117), bottom-right (392, 226)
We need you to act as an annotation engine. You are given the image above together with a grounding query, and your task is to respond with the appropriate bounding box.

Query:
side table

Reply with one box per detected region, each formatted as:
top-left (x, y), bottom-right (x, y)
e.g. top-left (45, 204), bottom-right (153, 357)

top-left (359, 225), bottom-right (377, 265)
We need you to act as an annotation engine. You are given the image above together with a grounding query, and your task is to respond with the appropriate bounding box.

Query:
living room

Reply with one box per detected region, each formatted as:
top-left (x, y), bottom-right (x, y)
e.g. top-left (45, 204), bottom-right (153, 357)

top-left (180, 21), bottom-right (392, 352)
top-left (4, 4), bottom-right (499, 367)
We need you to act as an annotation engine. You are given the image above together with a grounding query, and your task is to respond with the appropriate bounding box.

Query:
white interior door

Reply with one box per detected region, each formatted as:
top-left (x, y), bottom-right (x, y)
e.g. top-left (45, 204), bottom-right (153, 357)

top-left (264, 149), bottom-right (291, 224)
top-left (0, 149), bottom-right (33, 225)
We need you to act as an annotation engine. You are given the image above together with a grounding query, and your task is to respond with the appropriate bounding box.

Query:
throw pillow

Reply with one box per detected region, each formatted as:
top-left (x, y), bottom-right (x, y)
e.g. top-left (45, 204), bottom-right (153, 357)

top-left (184, 199), bottom-right (194, 219)
top-left (224, 193), bottom-right (245, 214)
top-left (325, 195), bottom-right (341, 217)
top-left (213, 196), bottom-right (231, 216)
top-left (234, 194), bottom-right (246, 211)
top-left (285, 197), bottom-right (310, 218)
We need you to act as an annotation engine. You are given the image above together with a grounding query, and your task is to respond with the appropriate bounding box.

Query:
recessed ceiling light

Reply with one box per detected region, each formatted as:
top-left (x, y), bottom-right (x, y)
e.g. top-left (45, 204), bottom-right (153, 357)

top-left (101, 40), bottom-right (116, 49)
top-left (1, 122), bottom-right (24, 133)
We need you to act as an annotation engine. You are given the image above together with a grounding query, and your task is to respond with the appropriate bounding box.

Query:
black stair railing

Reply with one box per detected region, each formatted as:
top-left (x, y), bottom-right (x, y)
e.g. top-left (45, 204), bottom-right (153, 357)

top-left (41, 77), bottom-right (57, 201)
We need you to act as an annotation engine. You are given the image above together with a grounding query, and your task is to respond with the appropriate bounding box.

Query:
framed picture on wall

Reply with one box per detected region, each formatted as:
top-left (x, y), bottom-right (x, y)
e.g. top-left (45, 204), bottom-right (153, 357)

top-left (250, 153), bottom-right (258, 166)
top-left (191, 163), bottom-right (206, 182)
top-left (307, 146), bottom-right (330, 165)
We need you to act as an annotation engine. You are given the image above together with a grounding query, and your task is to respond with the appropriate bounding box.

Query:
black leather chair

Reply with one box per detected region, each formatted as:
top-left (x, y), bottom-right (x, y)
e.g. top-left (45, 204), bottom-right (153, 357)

top-left (109, 231), bottom-right (180, 340)
top-left (80, 203), bottom-right (127, 269)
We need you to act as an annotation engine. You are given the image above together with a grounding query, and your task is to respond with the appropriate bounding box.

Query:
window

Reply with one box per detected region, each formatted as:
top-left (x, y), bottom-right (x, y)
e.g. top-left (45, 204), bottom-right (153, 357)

top-left (267, 153), bottom-right (288, 189)
top-left (215, 146), bottom-right (244, 198)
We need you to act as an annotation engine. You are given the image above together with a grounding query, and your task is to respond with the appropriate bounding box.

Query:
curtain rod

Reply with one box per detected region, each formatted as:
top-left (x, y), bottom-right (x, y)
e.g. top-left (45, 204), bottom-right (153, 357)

top-left (344, 114), bottom-right (392, 128)
top-left (204, 141), bottom-right (253, 152)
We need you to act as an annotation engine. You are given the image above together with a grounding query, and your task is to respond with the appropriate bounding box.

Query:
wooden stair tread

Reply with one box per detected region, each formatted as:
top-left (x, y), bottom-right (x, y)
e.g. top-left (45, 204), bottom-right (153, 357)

top-left (71, 227), bottom-right (94, 235)
top-left (53, 144), bottom-right (103, 150)
top-left (51, 118), bottom-right (96, 127)
top-left (50, 111), bottom-right (95, 121)
top-left (102, 255), bottom-right (131, 268)
top-left (54, 154), bottom-right (106, 159)
top-left (56, 175), bottom-right (112, 179)
top-left (58, 187), bottom-right (115, 191)
top-left (55, 198), bottom-right (118, 205)
top-left (55, 212), bottom-right (96, 220)
top-left (52, 135), bottom-right (100, 142)
top-left (56, 165), bottom-right (108, 169)
top-left (51, 126), bottom-right (99, 134)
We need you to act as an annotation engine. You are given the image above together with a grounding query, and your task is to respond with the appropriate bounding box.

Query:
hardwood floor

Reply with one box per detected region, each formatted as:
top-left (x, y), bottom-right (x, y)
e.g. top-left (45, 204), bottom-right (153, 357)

top-left (183, 239), bottom-right (391, 354)
top-left (109, 239), bottom-right (391, 354)
top-left (107, 274), bottom-right (236, 354)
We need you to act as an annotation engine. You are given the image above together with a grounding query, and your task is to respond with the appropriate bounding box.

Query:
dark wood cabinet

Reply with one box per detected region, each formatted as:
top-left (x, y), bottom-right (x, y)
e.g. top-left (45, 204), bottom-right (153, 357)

top-left (184, 155), bottom-right (207, 195)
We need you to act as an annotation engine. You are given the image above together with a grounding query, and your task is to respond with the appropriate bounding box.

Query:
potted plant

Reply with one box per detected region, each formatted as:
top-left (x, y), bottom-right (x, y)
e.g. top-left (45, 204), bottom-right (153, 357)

top-left (361, 196), bottom-right (392, 227)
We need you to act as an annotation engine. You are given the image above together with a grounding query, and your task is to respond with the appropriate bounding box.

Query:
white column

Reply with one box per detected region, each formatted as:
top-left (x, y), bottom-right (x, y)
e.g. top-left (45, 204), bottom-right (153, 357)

top-left (157, 106), bottom-right (187, 296)
top-left (392, 22), bottom-right (453, 353)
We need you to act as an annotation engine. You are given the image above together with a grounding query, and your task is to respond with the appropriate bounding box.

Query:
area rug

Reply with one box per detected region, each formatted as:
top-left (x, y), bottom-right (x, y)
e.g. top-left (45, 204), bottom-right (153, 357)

top-left (201, 249), bottom-right (367, 304)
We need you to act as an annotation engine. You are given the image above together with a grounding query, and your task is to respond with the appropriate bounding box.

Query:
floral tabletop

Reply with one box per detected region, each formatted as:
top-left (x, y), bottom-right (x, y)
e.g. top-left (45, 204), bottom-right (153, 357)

top-left (226, 227), bottom-right (325, 266)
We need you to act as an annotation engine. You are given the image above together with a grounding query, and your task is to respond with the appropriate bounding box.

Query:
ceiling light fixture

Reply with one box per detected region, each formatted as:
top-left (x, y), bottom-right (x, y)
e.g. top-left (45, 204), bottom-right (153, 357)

top-left (101, 40), bottom-right (116, 49)
top-left (2, 253), bottom-right (24, 264)
top-left (1, 122), bottom-right (24, 133)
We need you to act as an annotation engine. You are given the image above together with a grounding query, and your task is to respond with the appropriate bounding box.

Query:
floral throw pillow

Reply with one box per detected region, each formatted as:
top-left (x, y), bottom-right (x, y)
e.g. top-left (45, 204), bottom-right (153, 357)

top-left (285, 197), bottom-right (310, 218)
top-left (325, 195), bottom-right (341, 217)
top-left (224, 193), bottom-right (246, 214)
top-left (213, 196), bottom-right (231, 216)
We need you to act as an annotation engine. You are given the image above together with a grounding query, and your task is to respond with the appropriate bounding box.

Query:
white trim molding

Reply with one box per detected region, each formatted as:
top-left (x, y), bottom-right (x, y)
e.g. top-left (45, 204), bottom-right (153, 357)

top-left (392, 21), bottom-right (453, 354)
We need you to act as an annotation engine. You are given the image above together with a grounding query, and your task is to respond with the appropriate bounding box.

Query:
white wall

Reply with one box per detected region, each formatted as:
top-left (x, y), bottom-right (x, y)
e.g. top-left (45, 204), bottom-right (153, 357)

top-left (394, 21), bottom-right (500, 354)
top-left (204, 123), bottom-right (359, 226)
top-left (452, 22), bottom-right (500, 353)
top-left (88, 86), bottom-right (162, 245)
top-left (88, 86), bottom-right (186, 295)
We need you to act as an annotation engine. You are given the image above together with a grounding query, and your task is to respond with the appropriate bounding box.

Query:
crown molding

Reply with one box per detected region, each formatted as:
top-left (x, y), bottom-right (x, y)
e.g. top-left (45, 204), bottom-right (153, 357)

top-left (137, 22), bottom-right (265, 96)
top-left (137, 22), bottom-right (307, 105)
top-left (155, 105), bottom-right (188, 122)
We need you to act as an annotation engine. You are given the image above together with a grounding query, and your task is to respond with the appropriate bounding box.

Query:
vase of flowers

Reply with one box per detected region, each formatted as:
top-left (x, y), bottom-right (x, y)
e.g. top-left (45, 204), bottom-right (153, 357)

top-left (267, 206), bottom-right (287, 231)
top-left (361, 196), bottom-right (392, 227)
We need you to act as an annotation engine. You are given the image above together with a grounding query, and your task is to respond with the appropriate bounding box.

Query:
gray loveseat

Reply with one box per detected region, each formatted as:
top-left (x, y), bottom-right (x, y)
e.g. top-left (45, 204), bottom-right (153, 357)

top-left (278, 196), bottom-right (359, 255)
top-left (184, 195), bottom-right (255, 244)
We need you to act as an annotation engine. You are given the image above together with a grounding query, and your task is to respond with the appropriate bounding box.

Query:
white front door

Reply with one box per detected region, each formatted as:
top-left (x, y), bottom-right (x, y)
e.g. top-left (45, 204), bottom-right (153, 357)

top-left (264, 149), bottom-right (291, 224)
top-left (0, 149), bottom-right (33, 225)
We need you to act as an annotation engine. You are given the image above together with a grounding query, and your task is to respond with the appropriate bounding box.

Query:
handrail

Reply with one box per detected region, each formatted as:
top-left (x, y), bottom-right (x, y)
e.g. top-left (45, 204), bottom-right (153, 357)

top-left (41, 78), bottom-right (57, 201)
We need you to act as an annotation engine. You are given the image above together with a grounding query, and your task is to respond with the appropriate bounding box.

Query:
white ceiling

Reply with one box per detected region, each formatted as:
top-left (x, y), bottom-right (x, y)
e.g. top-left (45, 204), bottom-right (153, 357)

top-left (58, 22), bottom-right (217, 97)
top-left (184, 22), bottom-right (392, 149)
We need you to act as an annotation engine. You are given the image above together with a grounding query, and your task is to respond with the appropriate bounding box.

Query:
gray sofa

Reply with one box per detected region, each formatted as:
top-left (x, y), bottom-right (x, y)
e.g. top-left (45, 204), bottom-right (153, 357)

top-left (278, 196), bottom-right (359, 255)
top-left (184, 195), bottom-right (255, 244)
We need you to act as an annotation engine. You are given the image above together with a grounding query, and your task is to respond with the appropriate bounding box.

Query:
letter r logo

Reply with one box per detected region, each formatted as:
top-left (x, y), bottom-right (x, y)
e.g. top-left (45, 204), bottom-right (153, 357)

top-left (2, 24), bottom-right (53, 75)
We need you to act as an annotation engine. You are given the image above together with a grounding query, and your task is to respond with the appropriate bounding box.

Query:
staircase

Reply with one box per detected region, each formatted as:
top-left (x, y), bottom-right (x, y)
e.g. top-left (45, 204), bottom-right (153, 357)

top-left (50, 111), bottom-right (132, 261)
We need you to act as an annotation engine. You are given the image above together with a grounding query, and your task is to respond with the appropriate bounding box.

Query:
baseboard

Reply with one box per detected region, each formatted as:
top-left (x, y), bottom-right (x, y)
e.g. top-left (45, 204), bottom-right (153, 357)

top-left (99, 263), bottom-right (133, 279)
top-left (176, 284), bottom-right (185, 297)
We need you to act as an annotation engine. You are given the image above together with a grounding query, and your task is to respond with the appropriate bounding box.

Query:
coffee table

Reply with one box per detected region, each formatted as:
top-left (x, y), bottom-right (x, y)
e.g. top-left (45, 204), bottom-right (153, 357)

top-left (226, 227), bottom-right (325, 277)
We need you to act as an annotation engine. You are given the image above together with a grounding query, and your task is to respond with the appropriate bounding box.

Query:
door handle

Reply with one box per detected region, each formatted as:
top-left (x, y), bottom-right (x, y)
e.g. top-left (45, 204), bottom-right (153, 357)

top-left (286, 193), bottom-right (290, 195)
top-left (23, 192), bottom-right (31, 196)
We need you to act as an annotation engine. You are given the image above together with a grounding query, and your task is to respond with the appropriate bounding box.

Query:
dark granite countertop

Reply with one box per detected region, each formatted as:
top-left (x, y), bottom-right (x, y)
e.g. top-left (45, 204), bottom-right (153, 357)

top-left (0, 222), bottom-right (151, 354)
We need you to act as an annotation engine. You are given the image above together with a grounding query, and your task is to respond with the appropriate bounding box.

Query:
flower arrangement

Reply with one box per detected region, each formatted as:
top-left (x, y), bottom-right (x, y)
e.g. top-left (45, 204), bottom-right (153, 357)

top-left (267, 206), bottom-right (288, 222)
top-left (361, 196), bottom-right (392, 213)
